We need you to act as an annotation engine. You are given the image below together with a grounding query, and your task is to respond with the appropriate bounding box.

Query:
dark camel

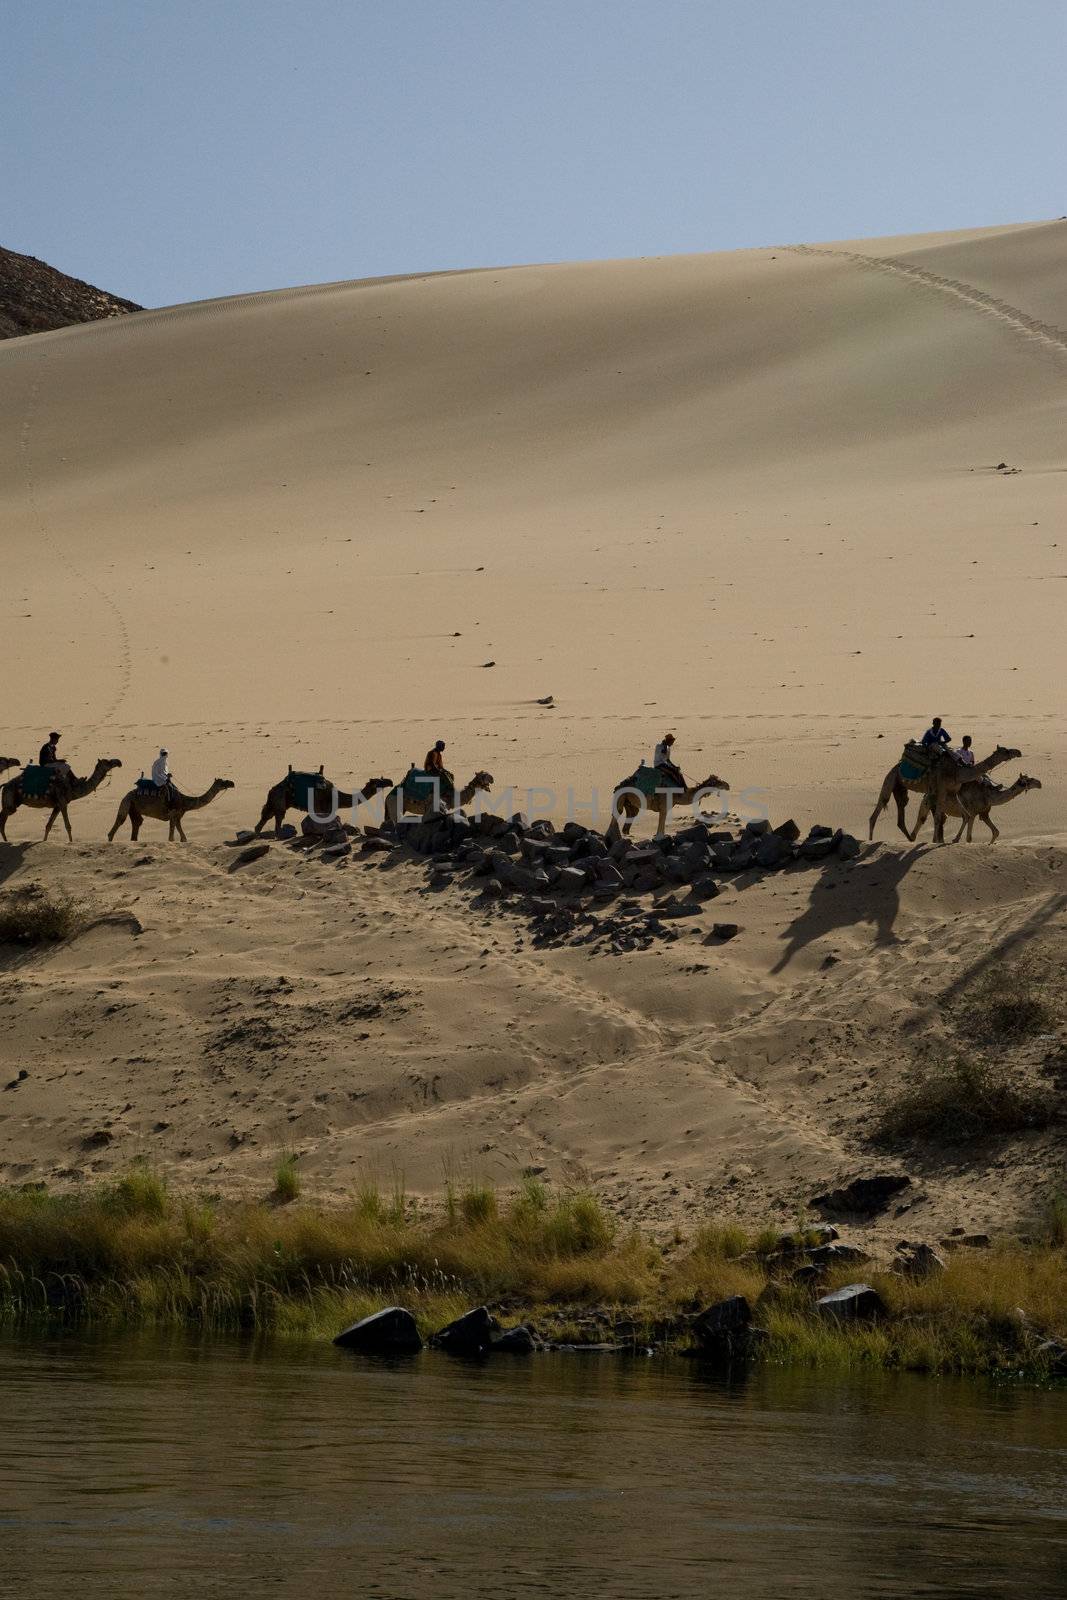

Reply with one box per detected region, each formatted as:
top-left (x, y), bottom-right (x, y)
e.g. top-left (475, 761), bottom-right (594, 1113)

top-left (0, 758), bottom-right (122, 842)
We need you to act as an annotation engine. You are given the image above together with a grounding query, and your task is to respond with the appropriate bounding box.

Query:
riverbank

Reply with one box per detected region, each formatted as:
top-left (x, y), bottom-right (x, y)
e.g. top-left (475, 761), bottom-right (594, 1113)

top-left (2, 1174), bottom-right (1065, 1378)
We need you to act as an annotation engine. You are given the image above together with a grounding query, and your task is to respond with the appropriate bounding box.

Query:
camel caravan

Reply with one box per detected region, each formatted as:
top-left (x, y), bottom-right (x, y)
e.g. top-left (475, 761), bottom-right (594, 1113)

top-left (0, 721), bottom-right (1043, 848)
top-left (868, 718), bottom-right (1040, 844)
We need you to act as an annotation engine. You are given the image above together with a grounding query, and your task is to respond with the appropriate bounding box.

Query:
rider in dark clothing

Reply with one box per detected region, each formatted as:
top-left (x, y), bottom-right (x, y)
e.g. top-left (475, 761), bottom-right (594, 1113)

top-left (39, 733), bottom-right (61, 766)
top-left (921, 717), bottom-right (952, 750)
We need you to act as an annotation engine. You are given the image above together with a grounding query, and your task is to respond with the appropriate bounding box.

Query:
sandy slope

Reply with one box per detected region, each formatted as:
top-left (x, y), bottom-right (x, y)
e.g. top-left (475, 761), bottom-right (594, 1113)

top-left (0, 221), bottom-right (1064, 1236)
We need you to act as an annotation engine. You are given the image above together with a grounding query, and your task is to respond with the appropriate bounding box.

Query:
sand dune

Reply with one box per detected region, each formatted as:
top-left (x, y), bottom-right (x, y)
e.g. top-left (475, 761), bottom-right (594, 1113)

top-left (1, 221), bottom-right (1064, 1233)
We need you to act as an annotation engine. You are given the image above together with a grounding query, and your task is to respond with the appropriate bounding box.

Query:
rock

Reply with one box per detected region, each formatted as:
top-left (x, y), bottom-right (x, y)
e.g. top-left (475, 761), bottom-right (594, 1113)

top-left (894, 1243), bottom-right (946, 1278)
top-left (692, 1295), bottom-right (751, 1342)
top-left (960, 1233), bottom-right (991, 1249)
top-left (743, 818), bottom-right (771, 837)
top-left (228, 843), bottom-right (270, 871)
top-left (807, 1242), bottom-right (870, 1268)
top-left (360, 836), bottom-right (396, 853)
top-left (561, 821), bottom-right (590, 842)
top-left (755, 835), bottom-right (792, 869)
top-left (429, 1306), bottom-right (498, 1357)
top-left (810, 1174), bottom-right (910, 1217)
top-left (233, 829), bottom-right (256, 843)
top-left (1037, 1338), bottom-right (1067, 1376)
top-left (772, 818), bottom-right (801, 842)
top-left (835, 831), bottom-right (861, 860)
top-left (799, 835), bottom-right (835, 861)
top-left (491, 1324), bottom-right (538, 1355)
top-left (322, 841), bottom-right (352, 860)
top-left (557, 867), bottom-right (588, 893)
top-left (596, 861), bottom-right (625, 887)
top-left (709, 923), bottom-right (739, 941)
top-left (657, 900), bottom-right (701, 918)
top-left (816, 1284), bottom-right (887, 1321)
top-left (333, 1306), bottom-right (423, 1354)
top-left (807, 824), bottom-right (835, 841)
top-left (690, 875), bottom-right (720, 900)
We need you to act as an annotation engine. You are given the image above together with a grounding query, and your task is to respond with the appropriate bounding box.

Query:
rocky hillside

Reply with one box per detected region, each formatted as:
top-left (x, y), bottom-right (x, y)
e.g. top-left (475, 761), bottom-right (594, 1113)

top-left (0, 244), bottom-right (141, 338)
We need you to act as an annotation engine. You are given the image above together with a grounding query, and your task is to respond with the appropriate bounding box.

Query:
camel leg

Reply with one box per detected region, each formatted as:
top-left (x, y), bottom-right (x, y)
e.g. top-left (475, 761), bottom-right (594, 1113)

top-left (43, 806), bottom-right (60, 840)
top-left (868, 773), bottom-right (897, 839)
top-left (176, 816), bottom-right (188, 842)
top-left (129, 807), bottom-right (142, 843)
top-left (982, 813), bottom-right (999, 843)
top-left (56, 806), bottom-right (73, 843)
top-left (906, 794), bottom-right (930, 843)
top-left (952, 816), bottom-right (967, 843)
top-left (107, 796), bottom-right (131, 841)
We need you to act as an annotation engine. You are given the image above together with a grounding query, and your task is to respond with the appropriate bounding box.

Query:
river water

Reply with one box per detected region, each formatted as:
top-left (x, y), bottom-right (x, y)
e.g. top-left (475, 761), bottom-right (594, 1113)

top-left (1, 1330), bottom-right (1065, 1598)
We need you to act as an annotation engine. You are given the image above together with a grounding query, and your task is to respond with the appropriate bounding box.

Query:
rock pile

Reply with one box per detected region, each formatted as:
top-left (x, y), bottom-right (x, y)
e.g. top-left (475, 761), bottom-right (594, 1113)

top-left (352, 808), bottom-right (862, 951)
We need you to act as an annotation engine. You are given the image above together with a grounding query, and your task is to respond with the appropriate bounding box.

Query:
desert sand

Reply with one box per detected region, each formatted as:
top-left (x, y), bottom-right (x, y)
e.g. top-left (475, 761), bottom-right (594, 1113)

top-left (0, 220), bottom-right (1064, 1236)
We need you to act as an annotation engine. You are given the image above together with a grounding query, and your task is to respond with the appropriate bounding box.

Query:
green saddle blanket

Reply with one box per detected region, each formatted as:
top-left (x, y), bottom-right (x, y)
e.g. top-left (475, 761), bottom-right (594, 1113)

top-left (402, 768), bottom-right (453, 803)
top-left (21, 765), bottom-right (54, 799)
top-left (629, 764), bottom-right (665, 799)
top-left (289, 771), bottom-right (328, 810)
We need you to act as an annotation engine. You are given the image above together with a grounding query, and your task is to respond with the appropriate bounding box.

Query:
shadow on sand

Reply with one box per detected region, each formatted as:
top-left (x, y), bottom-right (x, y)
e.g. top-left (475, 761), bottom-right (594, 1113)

top-left (770, 844), bottom-right (926, 973)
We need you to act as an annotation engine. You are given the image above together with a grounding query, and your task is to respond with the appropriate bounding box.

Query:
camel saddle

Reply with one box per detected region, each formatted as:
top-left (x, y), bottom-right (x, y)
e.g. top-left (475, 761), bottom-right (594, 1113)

top-left (899, 741), bottom-right (950, 783)
top-left (20, 764), bottom-right (54, 799)
top-left (289, 770), bottom-right (328, 810)
top-left (402, 767), bottom-right (454, 804)
top-left (629, 763), bottom-right (665, 799)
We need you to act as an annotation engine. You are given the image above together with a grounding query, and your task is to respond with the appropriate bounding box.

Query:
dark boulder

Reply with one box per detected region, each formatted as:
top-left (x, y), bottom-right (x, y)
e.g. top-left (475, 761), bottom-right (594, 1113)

top-left (772, 818), bottom-right (801, 843)
top-left (491, 1324), bottom-right (538, 1354)
top-left (690, 1296), bottom-right (758, 1362)
top-left (816, 1283), bottom-right (887, 1321)
top-left (429, 1306), bottom-right (498, 1357)
top-left (807, 1242), bottom-right (870, 1268)
top-left (333, 1306), bottom-right (423, 1353)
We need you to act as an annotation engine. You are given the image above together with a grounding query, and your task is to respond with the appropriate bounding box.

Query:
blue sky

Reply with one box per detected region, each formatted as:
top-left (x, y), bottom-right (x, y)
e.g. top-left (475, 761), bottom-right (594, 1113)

top-left (4, 0), bottom-right (1064, 307)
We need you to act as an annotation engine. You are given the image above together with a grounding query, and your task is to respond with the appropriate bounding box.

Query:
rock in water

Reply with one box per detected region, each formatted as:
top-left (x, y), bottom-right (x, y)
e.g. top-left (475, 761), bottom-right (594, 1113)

top-left (491, 1325), bottom-right (538, 1354)
top-left (816, 1283), bottom-right (887, 1321)
top-left (429, 1306), bottom-right (498, 1357)
top-left (333, 1306), bottom-right (423, 1353)
top-left (691, 1295), bottom-right (753, 1359)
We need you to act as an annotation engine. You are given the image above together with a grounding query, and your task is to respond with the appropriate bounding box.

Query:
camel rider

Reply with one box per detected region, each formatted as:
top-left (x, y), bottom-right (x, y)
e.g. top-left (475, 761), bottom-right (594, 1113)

top-left (954, 735), bottom-right (975, 768)
top-left (38, 732), bottom-right (73, 779)
top-left (921, 717), bottom-right (952, 751)
top-left (653, 732), bottom-right (685, 789)
top-left (423, 739), bottom-right (454, 800)
top-left (151, 748), bottom-right (176, 803)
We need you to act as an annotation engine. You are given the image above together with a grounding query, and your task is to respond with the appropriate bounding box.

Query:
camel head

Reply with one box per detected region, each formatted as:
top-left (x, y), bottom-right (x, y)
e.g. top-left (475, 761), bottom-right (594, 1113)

top-left (1016, 775), bottom-right (1042, 793)
top-left (0, 757), bottom-right (19, 776)
top-left (471, 771), bottom-right (494, 793)
top-left (96, 758), bottom-right (123, 776)
top-left (365, 776), bottom-right (392, 796)
top-left (992, 746), bottom-right (1022, 763)
top-left (698, 774), bottom-right (730, 793)
top-left (214, 779), bottom-right (236, 792)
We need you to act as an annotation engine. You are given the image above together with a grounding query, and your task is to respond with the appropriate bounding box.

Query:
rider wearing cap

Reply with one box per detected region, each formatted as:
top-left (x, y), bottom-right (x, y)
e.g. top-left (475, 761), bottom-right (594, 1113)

top-left (653, 732), bottom-right (685, 789)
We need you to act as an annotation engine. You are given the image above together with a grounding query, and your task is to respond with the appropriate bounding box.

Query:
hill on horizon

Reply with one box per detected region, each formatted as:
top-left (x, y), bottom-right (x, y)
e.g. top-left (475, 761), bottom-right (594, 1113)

top-left (0, 243), bottom-right (140, 338)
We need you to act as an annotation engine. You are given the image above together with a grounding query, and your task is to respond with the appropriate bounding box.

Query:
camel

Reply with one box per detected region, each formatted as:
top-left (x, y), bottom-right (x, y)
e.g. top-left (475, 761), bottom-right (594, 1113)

top-left (606, 766), bottom-right (730, 841)
top-left (107, 777), bottom-right (235, 842)
top-left (910, 774), bottom-right (1042, 844)
top-left (0, 757), bottom-right (19, 778)
top-left (253, 767), bottom-right (393, 837)
top-left (384, 769), bottom-right (494, 823)
top-left (868, 746), bottom-right (1021, 842)
top-left (0, 758), bottom-right (123, 842)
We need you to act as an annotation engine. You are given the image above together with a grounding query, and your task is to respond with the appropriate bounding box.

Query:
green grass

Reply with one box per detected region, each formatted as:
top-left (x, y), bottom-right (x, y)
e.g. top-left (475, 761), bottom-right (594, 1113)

top-left (272, 1154), bottom-right (301, 1204)
top-left (1, 1176), bottom-right (1065, 1377)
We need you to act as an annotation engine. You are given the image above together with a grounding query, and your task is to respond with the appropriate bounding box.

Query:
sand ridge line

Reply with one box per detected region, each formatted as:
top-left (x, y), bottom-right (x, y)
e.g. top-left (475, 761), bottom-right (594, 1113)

top-left (789, 244), bottom-right (1067, 360)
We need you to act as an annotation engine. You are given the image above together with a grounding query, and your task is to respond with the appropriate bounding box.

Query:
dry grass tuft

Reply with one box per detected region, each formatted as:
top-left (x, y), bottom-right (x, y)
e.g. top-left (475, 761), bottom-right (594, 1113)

top-left (0, 886), bottom-right (88, 945)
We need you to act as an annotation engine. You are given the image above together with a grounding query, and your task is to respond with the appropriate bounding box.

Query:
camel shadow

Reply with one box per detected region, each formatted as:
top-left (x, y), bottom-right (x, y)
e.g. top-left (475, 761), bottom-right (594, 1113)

top-left (0, 843), bottom-right (33, 890)
top-left (770, 844), bottom-right (926, 973)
